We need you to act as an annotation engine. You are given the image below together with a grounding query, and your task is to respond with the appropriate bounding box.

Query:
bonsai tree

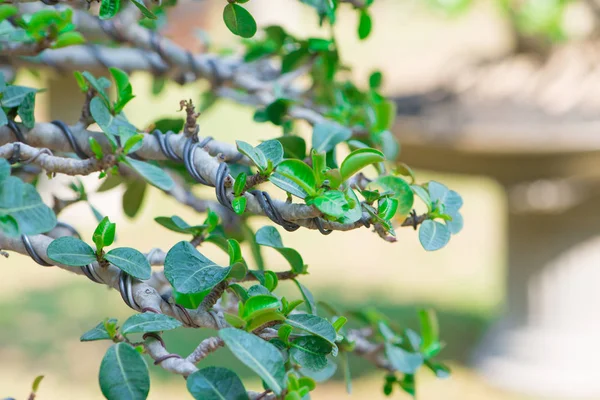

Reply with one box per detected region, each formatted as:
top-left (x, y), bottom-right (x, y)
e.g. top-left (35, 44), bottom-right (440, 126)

top-left (0, 0), bottom-right (464, 398)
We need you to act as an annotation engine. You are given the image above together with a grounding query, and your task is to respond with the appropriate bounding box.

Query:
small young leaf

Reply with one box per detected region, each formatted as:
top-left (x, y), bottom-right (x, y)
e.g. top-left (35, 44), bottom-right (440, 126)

top-left (121, 312), bottom-right (182, 335)
top-left (131, 0), bottom-right (157, 20)
top-left (80, 319), bottom-right (117, 341)
top-left (99, 343), bottom-right (150, 400)
top-left (233, 172), bottom-right (247, 196)
top-left (92, 216), bottom-right (116, 252)
top-left (232, 196), bottom-right (247, 215)
top-left (357, 9), bottom-right (372, 40)
top-left (88, 137), bottom-right (104, 160)
top-left (369, 71), bottom-right (383, 89)
top-left (47, 237), bottom-right (96, 266)
top-left (340, 148), bottom-right (385, 182)
top-left (51, 31), bottom-right (85, 49)
top-left (31, 375), bottom-right (44, 394)
top-left (219, 328), bottom-right (286, 394)
top-left (104, 247), bottom-right (151, 280)
top-left (243, 295), bottom-right (280, 319)
top-left (223, 3), bottom-right (257, 38)
top-left (99, 0), bottom-right (120, 20)
top-left (187, 367), bottom-right (249, 400)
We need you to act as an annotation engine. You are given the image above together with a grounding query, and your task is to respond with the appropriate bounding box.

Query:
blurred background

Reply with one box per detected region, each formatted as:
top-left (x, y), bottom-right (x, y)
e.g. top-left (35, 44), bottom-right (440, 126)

top-left (5, 0), bottom-right (600, 398)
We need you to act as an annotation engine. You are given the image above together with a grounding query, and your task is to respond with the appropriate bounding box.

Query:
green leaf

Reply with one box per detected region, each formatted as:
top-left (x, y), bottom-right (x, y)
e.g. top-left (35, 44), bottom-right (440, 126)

top-left (223, 3), bottom-right (257, 38)
top-left (93, 216), bottom-right (116, 252)
top-left (0, 215), bottom-right (19, 237)
top-left (154, 216), bottom-right (206, 235)
top-left (187, 367), bottom-right (249, 400)
top-left (99, 343), bottom-right (150, 400)
top-left (299, 357), bottom-right (337, 383)
top-left (123, 180), bottom-right (147, 218)
top-left (337, 188), bottom-right (362, 224)
top-left (164, 241), bottom-right (231, 294)
top-left (419, 220), bottom-right (451, 251)
top-left (243, 295), bottom-right (280, 319)
top-left (80, 319), bottom-right (116, 342)
top-left (31, 375), bottom-right (44, 394)
top-left (290, 336), bottom-right (332, 371)
top-left (411, 184), bottom-right (431, 208)
top-left (123, 133), bottom-right (144, 154)
top-left (310, 190), bottom-right (348, 219)
top-left (0, 174), bottom-right (56, 235)
top-left (357, 9), bottom-right (372, 40)
top-left (281, 47), bottom-right (310, 73)
top-left (73, 71), bottom-right (89, 92)
top-left (232, 196), bottom-right (247, 215)
top-left (1, 86), bottom-right (36, 108)
top-left (374, 99), bottom-right (396, 132)
top-left (236, 140), bottom-right (268, 171)
top-left (426, 360), bottom-right (451, 378)
top-left (378, 197), bottom-right (398, 220)
top-left (110, 67), bottom-right (135, 113)
top-left (0, 108), bottom-right (7, 127)
top-left (269, 173), bottom-right (308, 199)
top-left (82, 72), bottom-right (111, 105)
top-left (286, 314), bottom-right (337, 350)
top-left (245, 310), bottom-right (286, 332)
top-left (224, 312), bottom-right (246, 329)
top-left (99, 0), bottom-right (119, 19)
top-left (218, 328), bottom-right (286, 395)
top-left (122, 312), bottom-right (182, 335)
top-left (0, 5), bottom-right (18, 23)
top-left (418, 308), bottom-right (440, 358)
top-left (105, 247), bottom-right (151, 280)
top-left (340, 148), bottom-right (385, 182)
top-left (312, 122), bottom-right (352, 153)
top-left (17, 92), bottom-right (36, 129)
top-left (52, 31), bottom-right (85, 49)
top-left (385, 343), bottom-right (423, 374)
top-left (173, 288), bottom-right (209, 309)
top-left (429, 181), bottom-right (463, 213)
top-left (446, 212), bottom-right (463, 234)
top-left (89, 97), bottom-right (118, 147)
top-left (274, 160), bottom-right (316, 196)
top-left (47, 237), bottom-right (95, 266)
top-left (131, 0), bottom-right (157, 19)
top-left (369, 71), bottom-right (382, 89)
top-left (89, 137), bottom-right (104, 160)
top-left (153, 118), bottom-right (184, 133)
top-left (293, 280), bottom-right (317, 315)
top-left (255, 226), bottom-right (304, 273)
top-left (370, 176), bottom-right (414, 216)
top-left (124, 157), bottom-right (174, 191)
top-left (264, 99), bottom-right (289, 126)
top-left (233, 172), bottom-right (247, 196)
top-left (276, 136), bottom-right (306, 159)
top-left (257, 140), bottom-right (284, 167)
